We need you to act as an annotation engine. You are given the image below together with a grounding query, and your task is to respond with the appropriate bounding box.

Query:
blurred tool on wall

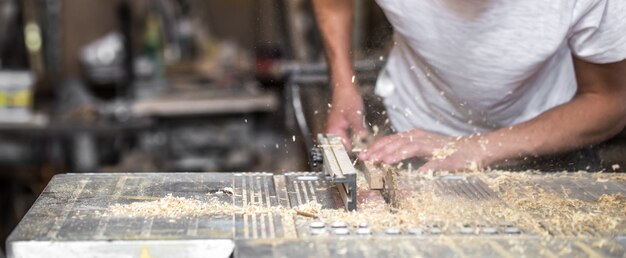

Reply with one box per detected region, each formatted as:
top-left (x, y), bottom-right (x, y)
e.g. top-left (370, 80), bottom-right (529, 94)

top-left (0, 71), bottom-right (35, 123)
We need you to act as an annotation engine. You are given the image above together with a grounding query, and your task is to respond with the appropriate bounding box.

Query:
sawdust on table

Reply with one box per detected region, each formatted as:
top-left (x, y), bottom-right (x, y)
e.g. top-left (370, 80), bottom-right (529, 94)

top-left (106, 171), bottom-right (625, 237)
top-left (478, 171), bottom-right (626, 235)
top-left (108, 194), bottom-right (292, 218)
top-left (327, 171), bottom-right (623, 235)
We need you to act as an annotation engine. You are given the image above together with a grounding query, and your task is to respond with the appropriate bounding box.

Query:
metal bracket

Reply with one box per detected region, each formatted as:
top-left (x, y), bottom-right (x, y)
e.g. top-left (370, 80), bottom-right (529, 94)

top-left (316, 134), bottom-right (357, 211)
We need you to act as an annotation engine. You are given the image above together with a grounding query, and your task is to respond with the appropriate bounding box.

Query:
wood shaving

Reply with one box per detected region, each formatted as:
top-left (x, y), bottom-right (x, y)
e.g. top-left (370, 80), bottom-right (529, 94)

top-left (372, 125), bottom-right (380, 136)
top-left (294, 201), bottom-right (322, 218)
top-left (431, 143), bottom-right (457, 160)
top-left (351, 148), bottom-right (364, 153)
top-left (465, 161), bottom-right (480, 173)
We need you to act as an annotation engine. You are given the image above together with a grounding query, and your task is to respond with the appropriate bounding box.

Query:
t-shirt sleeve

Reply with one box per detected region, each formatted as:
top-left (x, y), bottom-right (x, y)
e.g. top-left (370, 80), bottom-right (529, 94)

top-left (568, 0), bottom-right (626, 63)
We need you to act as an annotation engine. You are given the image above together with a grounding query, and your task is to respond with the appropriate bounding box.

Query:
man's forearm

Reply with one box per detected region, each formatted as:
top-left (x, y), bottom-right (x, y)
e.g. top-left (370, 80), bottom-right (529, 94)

top-left (313, 0), bottom-right (366, 143)
top-left (311, 0), bottom-right (355, 91)
top-left (479, 58), bottom-right (626, 166)
top-left (480, 93), bottom-right (626, 165)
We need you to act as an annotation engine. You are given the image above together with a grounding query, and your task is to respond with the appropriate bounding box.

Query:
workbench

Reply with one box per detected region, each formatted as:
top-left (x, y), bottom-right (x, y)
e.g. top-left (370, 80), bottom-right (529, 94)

top-left (6, 172), bottom-right (626, 258)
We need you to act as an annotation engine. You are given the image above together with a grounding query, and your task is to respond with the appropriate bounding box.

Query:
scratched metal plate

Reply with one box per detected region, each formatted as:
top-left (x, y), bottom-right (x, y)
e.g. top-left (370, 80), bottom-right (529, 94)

top-left (7, 172), bottom-right (626, 258)
top-left (7, 172), bottom-right (344, 258)
top-left (7, 173), bottom-right (294, 258)
top-left (236, 237), bottom-right (626, 258)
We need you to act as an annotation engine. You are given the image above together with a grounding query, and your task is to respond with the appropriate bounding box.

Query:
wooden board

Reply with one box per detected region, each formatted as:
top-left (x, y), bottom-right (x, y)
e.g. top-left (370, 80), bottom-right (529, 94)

top-left (359, 161), bottom-right (384, 189)
top-left (132, 90), bottom-right (278, 117)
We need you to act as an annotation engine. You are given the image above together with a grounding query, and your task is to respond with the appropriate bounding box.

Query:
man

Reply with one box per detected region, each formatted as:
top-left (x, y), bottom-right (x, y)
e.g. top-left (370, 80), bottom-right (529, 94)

top-left (312, 0), bottom-right (626, 172)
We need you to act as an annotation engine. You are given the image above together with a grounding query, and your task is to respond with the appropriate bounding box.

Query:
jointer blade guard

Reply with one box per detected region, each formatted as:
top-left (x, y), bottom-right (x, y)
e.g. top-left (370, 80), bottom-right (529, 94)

top-left (312, 134), bottom-right (358, 211)
top-left (6, 138), bottom-right (626, 258)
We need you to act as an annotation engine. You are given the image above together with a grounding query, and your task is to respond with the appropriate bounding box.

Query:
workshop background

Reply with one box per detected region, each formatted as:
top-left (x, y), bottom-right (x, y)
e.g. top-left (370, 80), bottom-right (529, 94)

top-left (1, 0), bottom-right (625, 256)
top-left (0, 0), bottom-right (394, 252)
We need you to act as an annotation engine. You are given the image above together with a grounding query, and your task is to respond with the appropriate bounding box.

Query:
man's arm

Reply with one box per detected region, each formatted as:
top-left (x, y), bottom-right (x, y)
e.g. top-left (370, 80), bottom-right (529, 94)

top-left (477, 57), bottom-right (626, 167)
top-left (311, 0), bottom-right (354, 83)
top-left (312, 0), bottom-right (366, 148)
top-left (361, 57), bottom-right (626, 172)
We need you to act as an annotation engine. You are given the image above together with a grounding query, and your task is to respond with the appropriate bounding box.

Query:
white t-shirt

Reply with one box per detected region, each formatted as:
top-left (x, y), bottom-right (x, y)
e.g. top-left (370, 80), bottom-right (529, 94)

top-left (374, 0), bottom-right (626, 136)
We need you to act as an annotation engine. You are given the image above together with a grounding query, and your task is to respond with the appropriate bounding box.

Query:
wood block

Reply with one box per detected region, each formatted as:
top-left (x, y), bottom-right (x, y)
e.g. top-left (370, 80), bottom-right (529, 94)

top-left (359, 161), bottom-right (385, 189)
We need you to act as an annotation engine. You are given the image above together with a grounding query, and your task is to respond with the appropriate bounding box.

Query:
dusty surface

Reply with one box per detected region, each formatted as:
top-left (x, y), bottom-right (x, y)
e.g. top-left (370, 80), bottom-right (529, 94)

top-left (107, 171), bottom-right (626, 237)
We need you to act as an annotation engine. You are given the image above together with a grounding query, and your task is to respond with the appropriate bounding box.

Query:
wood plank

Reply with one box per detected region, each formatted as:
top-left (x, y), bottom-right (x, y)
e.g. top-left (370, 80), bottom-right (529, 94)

top-left (359, 161), bottom-right (384, 189)
top-left (132, 92), bottom-right (278, 117)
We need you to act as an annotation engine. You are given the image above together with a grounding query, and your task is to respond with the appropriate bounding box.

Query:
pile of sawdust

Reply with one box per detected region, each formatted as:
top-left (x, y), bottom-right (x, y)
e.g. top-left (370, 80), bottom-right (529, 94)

top-left (108, 194), bottom-right (292, 218)
top-left (315, 193), bottom-right (507, 231)
top-left (106, 171), bottom-right (625, 237)
top-left (108, 194), bottom-right (328, 220)
top-left (306, 172), bottom-right (626, 235)
top-left (479, 172), bottom-right (626, 235)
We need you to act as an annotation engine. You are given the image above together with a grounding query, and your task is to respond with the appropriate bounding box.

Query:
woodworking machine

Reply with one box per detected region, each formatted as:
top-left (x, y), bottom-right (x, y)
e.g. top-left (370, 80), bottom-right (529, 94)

top-left (311, 134), bottom-right (357, 211)
top-left (6, 135), bottom-right (626, 258)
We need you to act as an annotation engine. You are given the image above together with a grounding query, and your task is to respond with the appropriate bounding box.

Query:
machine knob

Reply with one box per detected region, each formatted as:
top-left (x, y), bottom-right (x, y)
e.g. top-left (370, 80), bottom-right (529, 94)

top-left (310, 147), bottom-right (323, 167)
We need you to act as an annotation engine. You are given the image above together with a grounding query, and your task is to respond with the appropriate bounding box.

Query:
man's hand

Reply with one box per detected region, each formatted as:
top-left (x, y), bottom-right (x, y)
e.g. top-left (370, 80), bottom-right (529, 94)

top-left (326, 83), bottom-right (367, 149)
top-left (358, 129), bottom-right (450, 164)
top-left (358, 129), bottom-right (488, 172)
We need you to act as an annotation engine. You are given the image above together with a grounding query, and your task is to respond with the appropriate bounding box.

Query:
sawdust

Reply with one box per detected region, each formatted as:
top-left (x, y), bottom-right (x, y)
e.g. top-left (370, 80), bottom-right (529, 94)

top-left (592, 172), bottom-right (626, 182)
top-left (108, 195), bottom-right (332, 220)
top-left (355, 168), bottom-right (370, 190)
top-left (108, 194), bottom-right (292, 218)
top-left (431, 143), bottom-right (457, 160)
top-left (107, 171), bottom-right (625, 237)
top-left (309, 171), bottom-right (626, 235)
top-left (288, 185), bottom-right (525, 232)
top-left (479, 172), bottom-right (626, 235)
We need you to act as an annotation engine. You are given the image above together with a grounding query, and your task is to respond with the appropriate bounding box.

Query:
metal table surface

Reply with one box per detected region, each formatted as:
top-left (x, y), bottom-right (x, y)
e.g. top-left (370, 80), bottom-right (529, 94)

top-left (6, 172), bottom-right (626, 258)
